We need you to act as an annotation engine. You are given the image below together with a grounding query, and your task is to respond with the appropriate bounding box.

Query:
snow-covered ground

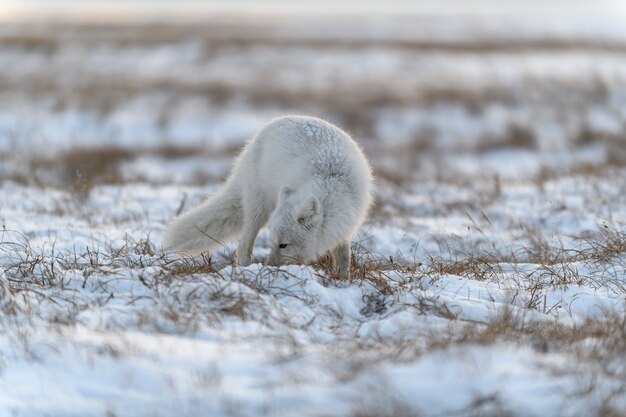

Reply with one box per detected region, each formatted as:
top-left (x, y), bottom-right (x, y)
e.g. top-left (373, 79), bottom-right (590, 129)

top-left (1, 15), bottom-right (626, 417)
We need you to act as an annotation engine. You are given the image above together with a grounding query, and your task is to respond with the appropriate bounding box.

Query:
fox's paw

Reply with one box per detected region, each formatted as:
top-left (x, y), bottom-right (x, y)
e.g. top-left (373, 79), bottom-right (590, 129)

top-left (235, 247), bottom-right (252, 267)
top-left (237, 258), bottom-right (252, 267)
top-left (332, 241), bottom-right (351, 279)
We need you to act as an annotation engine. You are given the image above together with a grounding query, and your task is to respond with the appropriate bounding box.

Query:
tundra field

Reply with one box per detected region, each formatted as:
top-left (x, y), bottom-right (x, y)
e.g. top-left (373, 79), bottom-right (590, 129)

top-left (1, 16), bottom-right (626, 416)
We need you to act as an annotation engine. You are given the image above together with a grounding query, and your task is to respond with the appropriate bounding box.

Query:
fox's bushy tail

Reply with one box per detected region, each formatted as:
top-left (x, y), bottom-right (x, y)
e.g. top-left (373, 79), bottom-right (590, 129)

top-left (163, 184), bottom-right (243, 256)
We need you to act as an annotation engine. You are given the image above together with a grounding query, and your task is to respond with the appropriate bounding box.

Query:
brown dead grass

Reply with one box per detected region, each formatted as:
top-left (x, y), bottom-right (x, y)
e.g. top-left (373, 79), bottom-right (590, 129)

top-left (2, 144), bottom-right (235, 192)
top-left (58, 147), bottom-right (135, 193)
top-left (477, 123), bottom-right (537, 152)
top-left (5, 21), bottom-right (626, 53)
top-left (163, 253), bottom-right (220, 276)
top-left (2, 223), bottom-right (625, 414)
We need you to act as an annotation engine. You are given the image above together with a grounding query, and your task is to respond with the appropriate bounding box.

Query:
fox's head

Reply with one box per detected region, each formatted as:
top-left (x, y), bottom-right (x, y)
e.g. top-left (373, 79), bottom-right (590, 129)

top-left (267, 186), bottom-right (323, 266)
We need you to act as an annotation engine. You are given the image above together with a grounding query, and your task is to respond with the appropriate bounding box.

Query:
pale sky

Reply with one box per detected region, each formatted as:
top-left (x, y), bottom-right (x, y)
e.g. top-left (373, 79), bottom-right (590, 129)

top-left (2, 0), bottom-right (626, 21)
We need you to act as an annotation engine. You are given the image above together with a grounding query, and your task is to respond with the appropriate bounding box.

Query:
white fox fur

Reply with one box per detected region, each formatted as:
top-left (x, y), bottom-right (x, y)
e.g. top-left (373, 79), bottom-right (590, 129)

top-left (163, 115), bottom-right (373, 277)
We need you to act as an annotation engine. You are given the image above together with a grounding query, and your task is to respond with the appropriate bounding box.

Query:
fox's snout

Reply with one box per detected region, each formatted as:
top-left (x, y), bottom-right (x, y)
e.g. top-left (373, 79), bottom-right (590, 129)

top-left (266, 255), bottom-right (280, 266)
top-left (266, 253), bottom-right (303, 267)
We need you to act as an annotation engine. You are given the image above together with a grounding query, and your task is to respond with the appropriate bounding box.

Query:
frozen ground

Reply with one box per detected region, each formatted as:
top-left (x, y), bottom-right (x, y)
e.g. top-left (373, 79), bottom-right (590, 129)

top-left (1, 16), bottom-right (626, 417)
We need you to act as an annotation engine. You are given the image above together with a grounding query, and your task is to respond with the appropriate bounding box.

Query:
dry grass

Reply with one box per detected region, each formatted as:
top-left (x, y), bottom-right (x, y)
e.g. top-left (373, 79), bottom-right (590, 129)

top-left (163, 253), bottom-right (220, 277)
top-left (573, 226), bottom-right (626, 263)
top-left (2, 222), bottom-right (625, 415)
top-left (425, 309), bottom-right (626, 415)
top-left (59, 147), bottom-right (135, 194)
top-left (477, 123), bottom-right (537, 152)
top-left (5, 21), bottom-right (626, 53)
top-left (1, 18), bottom-right (625, 415)
top-left (4, 21), bottom-right (626, 193)
top-left (1, 144), bottom-right (234, 193)
top-left (339, 304), bottom-right (626, 413)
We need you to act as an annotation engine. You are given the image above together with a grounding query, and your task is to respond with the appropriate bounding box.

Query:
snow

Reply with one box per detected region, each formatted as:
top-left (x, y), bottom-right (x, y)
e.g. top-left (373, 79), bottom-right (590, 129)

top-left (2, 14), bottom-right (626, 417)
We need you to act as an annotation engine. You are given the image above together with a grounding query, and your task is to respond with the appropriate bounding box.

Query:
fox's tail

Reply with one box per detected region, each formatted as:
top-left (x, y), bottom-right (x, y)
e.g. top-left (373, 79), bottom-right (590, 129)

top-left (163, 184), bottom-right (243, 256)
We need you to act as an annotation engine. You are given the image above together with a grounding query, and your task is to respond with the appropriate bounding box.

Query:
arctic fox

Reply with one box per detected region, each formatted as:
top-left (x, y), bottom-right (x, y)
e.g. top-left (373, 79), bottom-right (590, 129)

top-left (163, 115), bottom-right (373, 277)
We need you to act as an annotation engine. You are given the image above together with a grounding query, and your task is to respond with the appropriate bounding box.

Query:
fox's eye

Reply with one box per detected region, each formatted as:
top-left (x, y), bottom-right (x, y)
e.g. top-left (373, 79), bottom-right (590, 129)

top-left (279, 243), bottom-right (288, 249)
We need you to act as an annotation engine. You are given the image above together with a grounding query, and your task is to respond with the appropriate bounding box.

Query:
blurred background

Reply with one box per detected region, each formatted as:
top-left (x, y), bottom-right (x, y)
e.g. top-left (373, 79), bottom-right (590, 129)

top-left (1, 0), bottom-right (626, 191)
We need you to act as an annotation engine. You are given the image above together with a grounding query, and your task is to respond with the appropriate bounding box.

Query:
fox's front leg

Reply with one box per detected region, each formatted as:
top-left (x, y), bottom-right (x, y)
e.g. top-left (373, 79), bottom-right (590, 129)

top-left (332, 241), bottom-right (351, 278)
top-left (236, 192), bottom-right (270, 267)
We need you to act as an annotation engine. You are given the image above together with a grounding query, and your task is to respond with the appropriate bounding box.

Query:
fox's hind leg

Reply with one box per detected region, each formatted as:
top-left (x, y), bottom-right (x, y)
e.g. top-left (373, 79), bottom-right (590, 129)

top-left (236, 191), bottom-right (271, 267)
top-left (332, 241), bottom-right (351, 279)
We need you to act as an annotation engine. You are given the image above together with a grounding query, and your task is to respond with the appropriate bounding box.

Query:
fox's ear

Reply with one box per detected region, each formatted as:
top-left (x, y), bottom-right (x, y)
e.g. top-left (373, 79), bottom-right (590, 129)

top-left (279, 186), bottom-right (293, 202)
top-left (297, 195), bottom-right (322, 229)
